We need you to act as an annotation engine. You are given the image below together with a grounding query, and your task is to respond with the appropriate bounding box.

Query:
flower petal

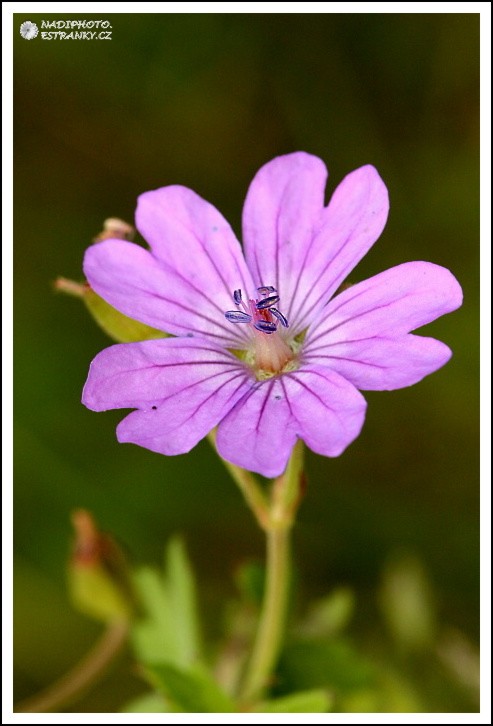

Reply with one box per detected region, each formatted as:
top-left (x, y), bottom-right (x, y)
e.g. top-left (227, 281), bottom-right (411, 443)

top-left (82, 338), bottom-right (252, 455)
top-left (136, 184), bottom-right (254, 328)
top-left (216, 365), bottom-right (367, 478)
top-left (242, 154), bottom-right (389, 334)
top-left (84, 239), bottom-right (249, 348)
top-left (242, 151), bottom-right (327, 306)
top-left (305, 262), bottom-right (463, 351)
top-left (288, 165), bottom-right (389, 332)
top-left (216, 379), bottom-right (298, 478)
top-left (304, 334), bottom-right (453, 390)
top-left (282, 365), bottom-right (367, 460)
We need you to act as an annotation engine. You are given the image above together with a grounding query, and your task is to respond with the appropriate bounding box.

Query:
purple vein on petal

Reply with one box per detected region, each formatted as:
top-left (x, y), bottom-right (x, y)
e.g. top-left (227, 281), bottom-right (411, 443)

top-left (156, 257), bottom-right (250, 345)
top-left (274, 196), bottom-right (285, 295)
top-left (254, 379), bottom-right (276, 435)
top-left (224, 377), bottom-right (267, 432)
top-left (288, 225), bottom-right (368, 333)
top-left (150, 368), bottom-right (248, 410)
top-left (283, 225), bottom-right (319, 325)
top-left (290, 366), bottom-right (349, 393)
top-left (288, 168), bottom-right (388, 332)
top-left (305, 334), bottom-right (390, 353)
top-left (292, 249), bottom-right (361, 333)
top-left (279, 376), bottom-right (295, 418)
top-left (180, 371), bottom-right (250, 425)
top-left (287, 372), bottom-right (349, 431)
top-left (127, 359), bottom-right (242, 375)
top-left (305, 296), bottom-right (414, 349)
top-left (132, 284), bottom-right (248, 345)
top-left (303, 281), bottom-right (384, 345)
top-left (178, 218), bottom-right (253, 320)
top-left (118, 369), bottom-right (251, 451)
top-left (246, 237), bottom-right (263, 292)
top-left (302, 353), bottom-right (389, 371)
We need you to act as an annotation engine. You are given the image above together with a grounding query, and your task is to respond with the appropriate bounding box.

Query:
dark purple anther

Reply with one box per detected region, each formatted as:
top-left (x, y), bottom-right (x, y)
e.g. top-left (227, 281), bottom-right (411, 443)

top-left (257, 285), bottom-right (276, 296)
top-left (254, 320), bottom-right (277, 334)
top-left (270, 308), bottom-right (289, 328)
top-left (225, 285), bottom-right (289, 335)
top-left (225, 310), bottom-right (252, 323)
top-left (256, 294), bottom-right (280, 310)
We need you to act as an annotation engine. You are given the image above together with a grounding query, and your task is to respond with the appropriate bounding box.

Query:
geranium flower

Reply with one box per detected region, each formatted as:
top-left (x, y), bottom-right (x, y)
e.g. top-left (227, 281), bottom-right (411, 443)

top-left (82, 152), bottom-right (462, 477)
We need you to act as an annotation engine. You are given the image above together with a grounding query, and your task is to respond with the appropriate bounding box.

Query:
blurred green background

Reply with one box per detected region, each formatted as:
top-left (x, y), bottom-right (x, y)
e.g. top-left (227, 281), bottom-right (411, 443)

top-left (14, 13), bottom-right (479, 712)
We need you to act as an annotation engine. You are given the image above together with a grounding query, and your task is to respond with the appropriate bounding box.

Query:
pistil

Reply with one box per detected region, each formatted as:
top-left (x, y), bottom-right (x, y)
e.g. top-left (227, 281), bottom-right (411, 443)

top-left (252, 327), bottom-right (293, 373)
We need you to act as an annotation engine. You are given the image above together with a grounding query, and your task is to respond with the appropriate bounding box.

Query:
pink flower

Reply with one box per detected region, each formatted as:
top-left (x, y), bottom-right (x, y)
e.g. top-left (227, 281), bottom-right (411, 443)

top-left (82, 153), bottom-right (462, 477)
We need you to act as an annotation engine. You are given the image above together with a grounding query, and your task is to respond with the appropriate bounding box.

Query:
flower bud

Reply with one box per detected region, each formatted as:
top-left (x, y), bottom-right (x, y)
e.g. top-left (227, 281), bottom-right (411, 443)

top-left (55, 217), bottom-right (165, 342)
top-left (54, 277), bottom-right (164, 343)
top-left (93, 217), bottom-right (134, 243)
top-left (68, 509), bottom-right (134, 624)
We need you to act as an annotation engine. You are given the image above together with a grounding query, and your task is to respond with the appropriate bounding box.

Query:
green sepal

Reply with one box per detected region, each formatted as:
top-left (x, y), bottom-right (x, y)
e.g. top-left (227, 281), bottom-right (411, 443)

top-left (83, 288), bottom-right (166, 343)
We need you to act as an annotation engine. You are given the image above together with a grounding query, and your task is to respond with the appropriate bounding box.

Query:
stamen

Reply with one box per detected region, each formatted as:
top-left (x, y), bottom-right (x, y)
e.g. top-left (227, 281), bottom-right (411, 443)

top-left (224, 285), bottom-right (295, 373)
top-left (270, 308), bottom-right (289, 328)
top-left (254, 320), bottom-right (277, 334)
top-left (225, 310), bottom-right (253, 323)
top-left (257, 286), bottom-right (276, 296)
top-left (256, 294), bottom-right (280, 310)
top-left (224, 285), bottom-right (290, 342)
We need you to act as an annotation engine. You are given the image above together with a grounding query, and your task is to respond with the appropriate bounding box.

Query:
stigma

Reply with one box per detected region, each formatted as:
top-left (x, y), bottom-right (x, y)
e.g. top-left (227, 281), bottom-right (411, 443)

top-left (225, 287), bottom-right (294, 374)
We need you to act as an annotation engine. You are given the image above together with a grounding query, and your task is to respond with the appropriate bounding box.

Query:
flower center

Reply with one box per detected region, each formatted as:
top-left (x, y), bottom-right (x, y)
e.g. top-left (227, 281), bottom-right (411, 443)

top-left (225, 287), bottom-right (296, 376)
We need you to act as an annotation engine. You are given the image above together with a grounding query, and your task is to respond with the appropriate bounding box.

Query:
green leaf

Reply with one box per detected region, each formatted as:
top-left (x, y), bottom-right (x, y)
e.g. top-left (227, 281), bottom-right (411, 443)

top-left (340, 688), bottom-right (380, 713)
top-left (146, 662), bottom-right (236, 713)
top-left (378, 552), bottom-right (436, 652)
top-left (255, 689), bottom-right (332, 713)
top-left (132, 566), bottom-right (179, 664)
top-left (121, 691), bottom-right (170, 713)
top-left (300, 587), bottom-right (355, 638)
top-left (131, 538), bottom-right (202, 668)
top-left (279, 638), bottom-right (376, 693)
top-left (377, 671), bottom-right (423, 713)
top-left (83, 288), bottom-right (166, 343)
top-left (165, 537), bottom-right (202, 664)
top-left (341, 671), bottom-right (422, 713)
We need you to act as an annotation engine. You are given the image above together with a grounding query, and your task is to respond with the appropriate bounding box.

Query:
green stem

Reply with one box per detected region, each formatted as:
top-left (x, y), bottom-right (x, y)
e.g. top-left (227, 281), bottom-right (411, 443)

top-left (239, 525), bottom-right (291, 705)
top-left (207, 430), bottom-right (270, 529)
top-left (272, 440), bottom-right (305, 524)
top-left (239, 441), bottom-right (304, 705)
